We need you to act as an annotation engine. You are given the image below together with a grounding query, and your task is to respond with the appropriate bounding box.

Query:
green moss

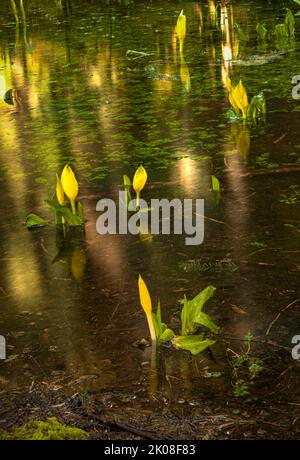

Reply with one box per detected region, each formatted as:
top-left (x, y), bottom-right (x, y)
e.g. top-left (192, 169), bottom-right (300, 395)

top-left (0, 417), bottom-right (87, 440)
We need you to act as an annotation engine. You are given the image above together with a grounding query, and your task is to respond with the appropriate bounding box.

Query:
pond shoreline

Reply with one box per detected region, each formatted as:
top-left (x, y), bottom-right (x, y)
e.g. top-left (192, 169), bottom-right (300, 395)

top-left (1, 379), bottom-right (299, 440)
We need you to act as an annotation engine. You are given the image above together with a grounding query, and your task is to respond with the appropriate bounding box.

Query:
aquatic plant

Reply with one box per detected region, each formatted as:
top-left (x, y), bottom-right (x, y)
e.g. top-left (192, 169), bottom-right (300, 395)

top-left (123, 174), bottom-right (132, 209)
top-left (256, 23), bottom-right (267, 42)
top-left (61, 164), bottom-right (79, 215)
top-left (137, 277), bottom-right (218, 355)
top-left (26, 164), bottom-right (84, 229)
top-left (211, 175), bottom-right (221, 203)
top-left (138, 275), bottom-right (156, 344)
top-left (274, 9), bottom-right (295, 46)
top-left (226, 77), bottom-right (266, 123)
top-left (25, 213), bottom-right (48, 229)
top-left (227, 332), bottom-right (264, 397)
top-left (152, 300), bottom-right (175, 343)
top-left (172, 336), bottom-right (216, 356)
top-left (10, 0), bottom-right (19, 24)
top-left (176, 10), bottom-right (186, 55)
top-left (0, 417), bottom-right (87, 440)
top-left (180, 285), bottom-right (219, 336)
top-left (132, 165), bottom-right (147, 209)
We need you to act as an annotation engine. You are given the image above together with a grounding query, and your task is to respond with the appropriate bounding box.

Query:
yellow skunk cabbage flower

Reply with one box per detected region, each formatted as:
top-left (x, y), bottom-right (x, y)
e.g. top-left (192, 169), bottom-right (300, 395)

top-left (61, 164), bottom-right (78, 215)
top-left (56, 174), bottom-right (65, 206)
top-left (133, 165), bottom-right (147, 208)
top-left (138, 275), bottom-right (156, 343)
top-left (176, 10), bottom-right (186, 54)
top-left (232, 80), bottom-right (248, 119)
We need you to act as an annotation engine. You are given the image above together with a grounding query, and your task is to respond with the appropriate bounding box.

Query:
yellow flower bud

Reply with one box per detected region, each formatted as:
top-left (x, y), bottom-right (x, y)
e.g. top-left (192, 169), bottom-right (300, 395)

top-left (176, 10), bottom-right (186, 42)
top-left (133, 165), bottom-right (147, 209)
top-left (138, 275), bottom-right (156, 343)
top-left (61, 164), bottom-right (78, 214)
top-left (133, 165), bottom-right (147, 193)
top-left (56, 174), bottom-right (65, 206)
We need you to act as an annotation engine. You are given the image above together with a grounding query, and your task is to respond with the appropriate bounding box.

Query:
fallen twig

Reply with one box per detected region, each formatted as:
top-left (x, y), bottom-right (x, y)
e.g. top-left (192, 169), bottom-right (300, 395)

top-left (265, 298), bottom-right (300, 336)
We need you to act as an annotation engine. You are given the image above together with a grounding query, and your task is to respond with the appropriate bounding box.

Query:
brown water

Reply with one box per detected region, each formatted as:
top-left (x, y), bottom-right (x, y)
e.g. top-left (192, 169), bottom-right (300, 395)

top-left (0, 0), bottom-right (300, 424)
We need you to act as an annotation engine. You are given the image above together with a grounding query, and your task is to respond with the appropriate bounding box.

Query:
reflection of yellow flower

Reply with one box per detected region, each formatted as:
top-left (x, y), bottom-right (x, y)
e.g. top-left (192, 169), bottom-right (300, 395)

top-left (176, 10), bottom-right (186, 54)
top-left (70, 247), bottom-right (86, 282)
top-left (133, 165), bottom-right (147, 208)
top-left (180, 57), bottom-right (191, 92)
top-left (56, 174), bottom-right (65, 206)
top-left (138, 275), bottom-right (156, 343)
top-left (61, 165), bottom-right (78, 214)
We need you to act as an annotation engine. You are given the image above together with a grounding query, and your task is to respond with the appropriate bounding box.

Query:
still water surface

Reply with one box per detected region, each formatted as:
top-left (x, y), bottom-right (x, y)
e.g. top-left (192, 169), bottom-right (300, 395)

top-left (0, 0), bottom-right (300, 410)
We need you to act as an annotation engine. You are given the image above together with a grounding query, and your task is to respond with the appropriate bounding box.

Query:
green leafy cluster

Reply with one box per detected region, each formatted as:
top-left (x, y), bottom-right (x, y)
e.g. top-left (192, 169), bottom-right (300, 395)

top-left (46, 197), bottom-right (84, 226)
top-left (152, 300), bottom-right (175, 343)
top-left (228, 333), bottom-right (264, 397)
top-left (0, 417), bottom-right (87, 440)
top-left (148, 285), bottom-right (219, 355)
top-left (256, 9), bottom-right (295, 45)
top-left (226, 93), bottom-right (266, 125)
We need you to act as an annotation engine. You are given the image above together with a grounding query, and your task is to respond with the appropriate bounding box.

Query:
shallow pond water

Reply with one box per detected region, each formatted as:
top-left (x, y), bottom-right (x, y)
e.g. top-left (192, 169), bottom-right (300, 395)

top-left (0, 0), bottom-right (300, 438)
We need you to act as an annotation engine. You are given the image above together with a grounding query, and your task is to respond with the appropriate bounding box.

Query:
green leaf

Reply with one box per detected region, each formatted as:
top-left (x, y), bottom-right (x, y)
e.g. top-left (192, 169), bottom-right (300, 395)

top-left (4, 89), bottom-right (14, 105)
top-left (211, 175), bottom-right (220, 194)
top-left (275, 23), bottom-right (289, 42)
top-left (152, 300), bottom-right (175, 343)
top-left (159, 328), bottom-right (175, 343)
top-left (25, 213), bottom-right (48, 229)
top-left (285, 8), bottom-right (295, 38)
top-left (293, 0), bottom-right (300, 6)
top-left (234, 23), bottom-right (247, 42)
top-left (193, 311), bottom-right (220, 333)
top-left (247, 93), bottom-right (266, 122)
top-left (46, 199), bottom-right (83, 226)
top-left (123, 175), bottom-right (131, 187)
top-left (172, 336), bottom-right (215, 356)
top-left (256, 23), bottom-right (267, 41)
top-left (226, 108), bottom-right (241, 123)
top-left (181, 285), bottom-right (216, 335)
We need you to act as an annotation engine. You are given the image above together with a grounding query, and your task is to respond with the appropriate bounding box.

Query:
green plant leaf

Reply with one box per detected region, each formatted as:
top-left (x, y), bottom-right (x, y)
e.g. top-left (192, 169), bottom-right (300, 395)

top-left (211, 175), bottom-right (220, 194)
top-left (152, 300), bottom-right (175, 343)
top-left (275, 23), bottom-right (289, 41)
top-left (181, 285), bottom-right (216, 335)
top-left (247, 93), bottom-right (266, 122)
top-left (193, 311), bottom-right (220, 333)
top-left (4, 89), bottom-right (14, 105)
top-left (285, 8), bottom-right (295, 38)
top-left (123, 175), bottom-right (131, 187)
top-left (25, 213), bottom-right (48, 229)
top-left (256, 23), bottom-right (267, 41)
top-left (46, 199), bottom-right (83, 226)
top-left (234, 23), bottom-right (247, 41)
top-left (226, 108), bottom-right (241, 123)
top-left (172, 335), bottom-right (215, 356)
top-left (159, 327), bottom-right (175, 343)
